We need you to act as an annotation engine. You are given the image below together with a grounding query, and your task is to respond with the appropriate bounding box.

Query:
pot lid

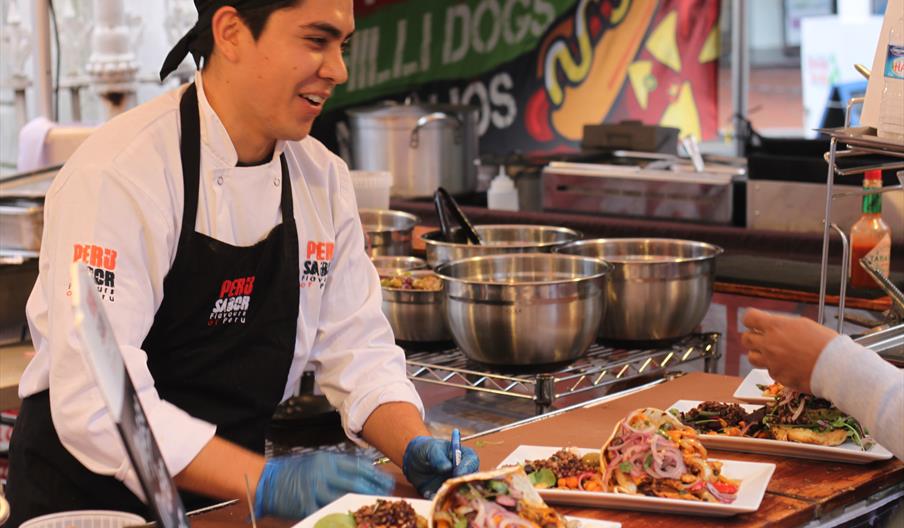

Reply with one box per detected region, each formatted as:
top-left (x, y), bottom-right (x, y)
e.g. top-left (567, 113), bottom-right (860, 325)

top-left (346, 101), bottom-right (478, 118)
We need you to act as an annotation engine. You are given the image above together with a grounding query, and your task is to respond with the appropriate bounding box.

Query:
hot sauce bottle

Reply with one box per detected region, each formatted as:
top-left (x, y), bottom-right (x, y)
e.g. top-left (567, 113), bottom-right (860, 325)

top-left (850, 170), bottom-right (892, 289)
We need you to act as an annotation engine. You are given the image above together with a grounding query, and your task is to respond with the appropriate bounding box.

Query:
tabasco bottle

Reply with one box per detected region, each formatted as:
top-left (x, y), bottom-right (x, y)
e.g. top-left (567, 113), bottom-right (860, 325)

top-left (850, 170), bottom-right (892, 289)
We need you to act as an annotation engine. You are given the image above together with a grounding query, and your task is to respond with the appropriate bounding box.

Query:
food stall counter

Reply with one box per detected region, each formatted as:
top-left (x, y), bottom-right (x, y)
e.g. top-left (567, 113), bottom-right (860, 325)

top-left (190, 372), bottom-right (903, 527)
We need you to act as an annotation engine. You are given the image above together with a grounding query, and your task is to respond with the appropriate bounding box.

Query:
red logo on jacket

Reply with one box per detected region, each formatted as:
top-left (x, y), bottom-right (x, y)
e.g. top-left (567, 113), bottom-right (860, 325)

top-left (71, 244), bottom-right (118, 302)
top-left (208, 275), bottom-right (255, 326)
top-left (301, 241), bottom-right (334, 289)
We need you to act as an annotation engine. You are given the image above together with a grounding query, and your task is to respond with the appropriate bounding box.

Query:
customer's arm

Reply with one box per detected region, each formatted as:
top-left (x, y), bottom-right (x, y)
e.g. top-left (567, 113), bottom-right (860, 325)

top-left (741, 308), bottom-right (904, 460)
top-left (809, 335), bottom-right (904, 460)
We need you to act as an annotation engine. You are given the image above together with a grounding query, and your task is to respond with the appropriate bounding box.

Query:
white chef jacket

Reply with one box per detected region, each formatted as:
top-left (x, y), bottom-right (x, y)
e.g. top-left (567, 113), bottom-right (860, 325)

top-left (18, 73), bottom-right (424, 499)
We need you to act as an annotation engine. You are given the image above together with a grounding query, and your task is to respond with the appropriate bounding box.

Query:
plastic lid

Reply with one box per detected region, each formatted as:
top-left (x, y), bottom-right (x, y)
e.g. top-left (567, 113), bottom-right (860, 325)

top-left (864, 169), bottom-right (882, 181)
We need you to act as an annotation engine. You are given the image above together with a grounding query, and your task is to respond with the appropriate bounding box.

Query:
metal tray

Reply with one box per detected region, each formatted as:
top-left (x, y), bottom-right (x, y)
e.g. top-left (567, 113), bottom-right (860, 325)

top-left (0, 200), bottom-right (43, 252)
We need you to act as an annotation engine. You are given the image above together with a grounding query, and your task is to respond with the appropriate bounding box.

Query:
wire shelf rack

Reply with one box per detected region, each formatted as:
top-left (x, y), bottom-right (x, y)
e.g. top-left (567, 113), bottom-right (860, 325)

top-left (405, 333), bottom-right (720, 414)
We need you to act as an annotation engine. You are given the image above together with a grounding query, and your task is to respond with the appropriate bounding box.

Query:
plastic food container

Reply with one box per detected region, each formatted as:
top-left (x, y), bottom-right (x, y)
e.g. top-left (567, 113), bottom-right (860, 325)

top-left (19, 510), bottom-right (146, 528)
top-left (350, 170), bottom-right (392, 210)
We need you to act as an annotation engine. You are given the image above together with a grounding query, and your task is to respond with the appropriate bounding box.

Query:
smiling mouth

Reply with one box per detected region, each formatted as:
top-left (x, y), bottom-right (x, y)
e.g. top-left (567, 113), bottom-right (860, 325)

top-left (300, 94), bottom-right (325, 106)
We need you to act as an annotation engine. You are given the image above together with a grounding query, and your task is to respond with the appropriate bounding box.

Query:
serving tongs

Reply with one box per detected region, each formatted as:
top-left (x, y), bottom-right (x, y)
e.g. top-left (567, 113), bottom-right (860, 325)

top-left (433, 187), bottom-right (482, 245)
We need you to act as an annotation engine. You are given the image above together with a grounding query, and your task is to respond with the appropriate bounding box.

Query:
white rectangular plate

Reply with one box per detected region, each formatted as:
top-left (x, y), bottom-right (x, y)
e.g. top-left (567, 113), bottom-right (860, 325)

top-left (497, 446), bottom-right (774, 517)
top-left (292, 493), bottom-right (620, 528)
top-left (669, 400), bottom-right (894, 464)
top-left (733, 369), bottom-right (777, 404)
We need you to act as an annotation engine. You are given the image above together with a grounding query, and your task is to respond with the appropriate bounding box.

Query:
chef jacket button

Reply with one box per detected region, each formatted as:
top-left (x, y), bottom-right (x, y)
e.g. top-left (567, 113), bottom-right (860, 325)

top-left (216, 176), bottom-right (224, 185)
top-left (273, 177), bottom-right (280, 187)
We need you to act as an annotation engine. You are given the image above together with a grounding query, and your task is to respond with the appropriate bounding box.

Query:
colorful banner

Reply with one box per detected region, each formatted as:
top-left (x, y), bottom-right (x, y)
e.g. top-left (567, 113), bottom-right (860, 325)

top-left (315, 0), bottom-right (720, 156)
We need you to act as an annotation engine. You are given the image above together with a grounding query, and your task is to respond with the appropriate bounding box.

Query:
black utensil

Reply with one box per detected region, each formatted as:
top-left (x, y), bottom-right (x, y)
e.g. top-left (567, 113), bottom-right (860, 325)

top-left (433, 187), bottom-right (482, 245)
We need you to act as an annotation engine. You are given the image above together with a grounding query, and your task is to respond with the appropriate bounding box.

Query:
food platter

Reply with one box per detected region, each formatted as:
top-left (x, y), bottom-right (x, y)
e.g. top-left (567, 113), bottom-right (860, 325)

top-left (732, 369), bottom-right (777, 404)
top-left (497, 446), bottom-right (774, 517)
top-left (668, 400), bottom-right (894, 464)
top-left (293, 494), bottom-right (621, 528)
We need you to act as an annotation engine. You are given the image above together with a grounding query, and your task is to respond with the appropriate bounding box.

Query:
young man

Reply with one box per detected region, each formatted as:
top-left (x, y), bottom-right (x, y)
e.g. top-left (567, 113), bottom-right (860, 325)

top-left (7, 0), bottom-right (478, 522)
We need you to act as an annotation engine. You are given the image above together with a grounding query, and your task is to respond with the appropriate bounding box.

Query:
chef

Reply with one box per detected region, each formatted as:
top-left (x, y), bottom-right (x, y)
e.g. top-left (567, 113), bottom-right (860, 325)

top-left (6, 0), bottom-right (478, 523)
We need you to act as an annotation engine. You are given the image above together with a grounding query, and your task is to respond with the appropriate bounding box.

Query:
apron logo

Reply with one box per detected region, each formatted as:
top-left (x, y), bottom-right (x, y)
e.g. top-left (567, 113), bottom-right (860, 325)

top-left (301, 241), bottom-right (334, 289)
top-left (208, 275), bottom-right (255, 326)
top-left (69, 244), bottom-right (118, 302)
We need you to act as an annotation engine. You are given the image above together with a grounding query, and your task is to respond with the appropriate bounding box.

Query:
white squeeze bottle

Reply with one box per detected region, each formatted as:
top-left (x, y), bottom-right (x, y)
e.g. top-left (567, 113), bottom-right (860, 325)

top-left (878, 13), bottom-right (904, 142)
top-left (487, 164), bottom-right (519, 211)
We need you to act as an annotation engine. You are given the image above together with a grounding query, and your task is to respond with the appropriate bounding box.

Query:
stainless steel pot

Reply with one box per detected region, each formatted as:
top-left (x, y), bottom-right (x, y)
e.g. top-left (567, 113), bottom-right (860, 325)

top-left (360, 209), bottom-right (419, 257)
top-left (381, 270), bottom-right (450, 343)
top-left (435, 253), bottom-right (611, 367)
top-left (422, 225), bottom-right (582, 268)
top-left (556, 239), bottom-right (722, 341)
top-left (347, 103), bottom-right (479, 198)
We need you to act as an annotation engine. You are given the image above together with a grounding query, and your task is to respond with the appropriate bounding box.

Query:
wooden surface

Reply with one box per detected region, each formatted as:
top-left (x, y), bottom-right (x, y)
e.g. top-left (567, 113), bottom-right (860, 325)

top-left (192, 372), bottom-right (903, 527)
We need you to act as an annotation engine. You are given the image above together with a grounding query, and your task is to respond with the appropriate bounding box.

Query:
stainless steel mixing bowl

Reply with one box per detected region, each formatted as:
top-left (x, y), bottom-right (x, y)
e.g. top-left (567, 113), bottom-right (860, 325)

top-left (360, 209), bottom-right (419, 257)
top-left (371, 256), bottom-right (427, 276)
top-left (422, 224), bottom-right (581, 268)
top-left (435, 253), bottom-right (611, 367)
top-left (381, 270), bottom-right (450, 342)
top-left (556, 238), bottom-right (722, 341)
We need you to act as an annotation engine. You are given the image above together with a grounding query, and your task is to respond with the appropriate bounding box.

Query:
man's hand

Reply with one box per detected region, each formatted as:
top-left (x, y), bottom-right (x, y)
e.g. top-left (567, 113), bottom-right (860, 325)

top-left (740, 308), bottom-right (838, 394)
top-left (402, 436), bottom-right (480, 498)
top-left (255, 452), bottom-right (394, 519)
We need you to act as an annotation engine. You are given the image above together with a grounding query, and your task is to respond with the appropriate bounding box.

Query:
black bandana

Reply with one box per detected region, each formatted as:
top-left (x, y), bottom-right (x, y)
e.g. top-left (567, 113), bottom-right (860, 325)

top-left (159, 0), bottom-right (288, 80)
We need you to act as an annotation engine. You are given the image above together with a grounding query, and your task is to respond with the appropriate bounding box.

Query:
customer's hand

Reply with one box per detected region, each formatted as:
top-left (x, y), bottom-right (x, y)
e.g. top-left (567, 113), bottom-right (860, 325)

top-left (740, 308), bottom-right (838, 394)
top-left (402, 436), bottom-right (480, 499)
top-left (255, 452), bottom-right (394, 519)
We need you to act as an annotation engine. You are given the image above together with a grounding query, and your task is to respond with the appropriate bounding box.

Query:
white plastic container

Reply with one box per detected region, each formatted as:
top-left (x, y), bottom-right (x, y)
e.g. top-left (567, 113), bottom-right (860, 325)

top-left (878, 14), bottom-right (904, 141)
top-left (20, 510), bottom-right (146, 528)
top-left (349, 170), bottom-right (392, 210)
top-left (487, 166), bottom-right (519, 211)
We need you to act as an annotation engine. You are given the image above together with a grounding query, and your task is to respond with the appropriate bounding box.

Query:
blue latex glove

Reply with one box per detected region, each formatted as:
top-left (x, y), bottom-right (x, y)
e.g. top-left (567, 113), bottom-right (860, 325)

top-left (255, 452), bottom-right (394, 519)
top-left (402, 436), bottom-right (480, 499)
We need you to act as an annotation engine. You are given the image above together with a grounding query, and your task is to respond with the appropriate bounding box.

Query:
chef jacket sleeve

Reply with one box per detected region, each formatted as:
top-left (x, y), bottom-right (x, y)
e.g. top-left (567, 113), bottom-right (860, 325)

top-left (307, 164), bottom-right (425, 444)
top-left (29, 163), bottom-right (217, 499)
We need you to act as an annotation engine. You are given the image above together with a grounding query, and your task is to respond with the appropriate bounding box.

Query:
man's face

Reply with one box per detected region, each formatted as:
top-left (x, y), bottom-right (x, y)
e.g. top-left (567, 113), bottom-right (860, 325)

top-left (234, 0), bottom-right (353, 142)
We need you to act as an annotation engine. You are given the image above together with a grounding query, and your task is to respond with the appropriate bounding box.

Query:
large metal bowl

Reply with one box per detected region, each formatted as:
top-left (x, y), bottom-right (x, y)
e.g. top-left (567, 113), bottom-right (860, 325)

top-left (435, 253), bottom-right (611, 367)
top-left (381, 270), bottom-right (450, 342)
top-left (422, 224), bottom-right (581, 268)
top-left (360, 209), bottom-right (419, 257)
top-left (556, 239), bottom-right (723, 341)
top-left (371, 256), bottom-right (427, 276)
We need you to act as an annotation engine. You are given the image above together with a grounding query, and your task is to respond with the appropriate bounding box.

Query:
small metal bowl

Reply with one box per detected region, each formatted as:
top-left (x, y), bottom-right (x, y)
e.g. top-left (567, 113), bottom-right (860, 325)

top-left (360, 209), bottom-right (419, 257)
top-left (371, 256), bottom-right (427, 276)
top-left (556, 238), bottom-right (722, 341)
top-left (422, 224), bottom-right (582, 268)
top-left (435, 253), bottom-right (610, 367)
top-left (380, 270), bottom-right (450, 343)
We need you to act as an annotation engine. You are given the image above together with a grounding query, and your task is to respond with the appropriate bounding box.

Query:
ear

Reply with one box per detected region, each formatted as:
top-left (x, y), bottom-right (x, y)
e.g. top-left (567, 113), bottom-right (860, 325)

top-left (210, 6), bottom-right (248, 64)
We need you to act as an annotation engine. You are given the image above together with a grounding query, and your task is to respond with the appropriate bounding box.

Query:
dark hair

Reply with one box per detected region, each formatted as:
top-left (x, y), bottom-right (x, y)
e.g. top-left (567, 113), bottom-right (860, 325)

top-left (192, 0), bottom-right (301, 67)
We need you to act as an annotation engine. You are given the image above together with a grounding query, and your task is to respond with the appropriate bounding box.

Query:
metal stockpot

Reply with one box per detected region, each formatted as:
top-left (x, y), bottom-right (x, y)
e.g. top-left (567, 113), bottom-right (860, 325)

top-left (556, 239), bottom-right (722, 341)
top-left (360, 209), bottom-right (419, 257)
top-left (381, 270), bottom-right (450, 343)
top-left (422, 225), bottom-right (582, 268)
top-left (435, 253), bottom-right (611, 367)
top-left (347, 103), bottom-right (479, 198)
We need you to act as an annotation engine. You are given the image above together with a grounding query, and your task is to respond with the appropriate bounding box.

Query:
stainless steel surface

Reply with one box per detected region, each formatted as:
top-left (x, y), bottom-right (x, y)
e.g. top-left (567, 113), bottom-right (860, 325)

top-left (434, 253), bottom-right (610, 367)
top-left (422, 224), bottom-right (581, 268)
top-left (855, 324), bottom-right (904, 363)
top-left (556, 238), bottom-right (722, 341)
top-left (859, 258), bottom-right (904, 317)
top-left (0, 165), bottom-right (59, 198)
top-left (371, 256), bottom-right (426, 275)
top-left (747, 180), bottom-right (904, 243)
top-left (541, 162), bottom-right (736, 224)
top-left (0, 201), bottom-right (43, 252)
top-left (359, 209), bottom-right (419, 257)
top-left (348, 102), bottom-right (479, 198)
top-left (731, 0), bottom-right (749, 157)
top-left (406, 333), bottom-right (720, 414)
top-left (831, 224), bottom-right (850, 333)
top-left (381, 270), bottom-right (450, 343)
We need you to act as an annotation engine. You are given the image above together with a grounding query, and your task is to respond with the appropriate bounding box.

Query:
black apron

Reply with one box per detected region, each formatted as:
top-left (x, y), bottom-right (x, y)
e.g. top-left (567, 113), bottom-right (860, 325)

top-left (7, 84), bottom-right (300, 523)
